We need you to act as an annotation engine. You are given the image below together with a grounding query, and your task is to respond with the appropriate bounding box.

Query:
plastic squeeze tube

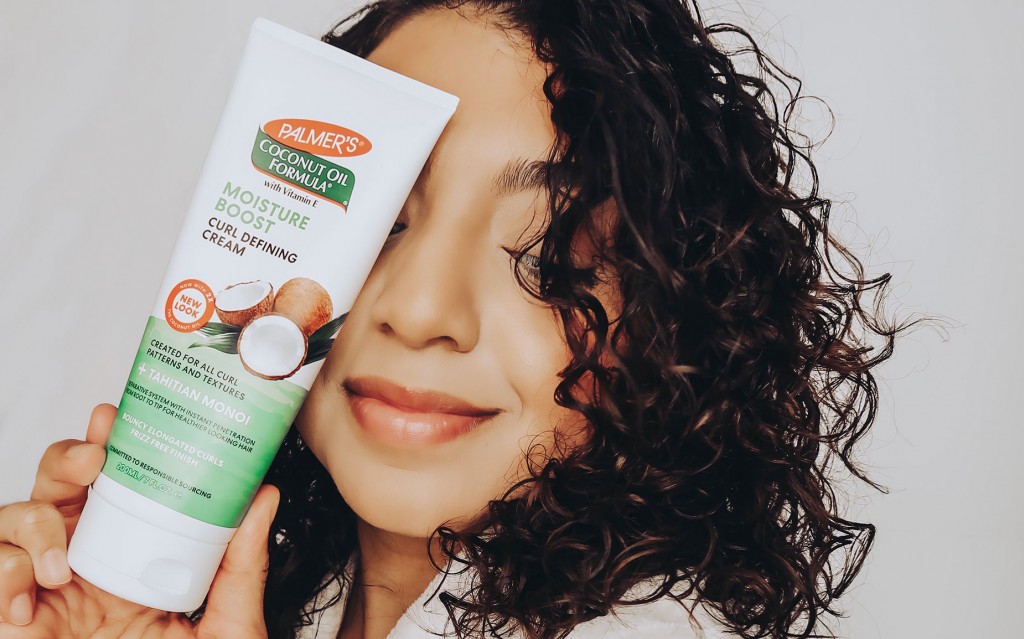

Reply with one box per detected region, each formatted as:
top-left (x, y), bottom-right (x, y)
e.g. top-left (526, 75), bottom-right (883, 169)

top-left (66, 18), bottom-right (458, 612)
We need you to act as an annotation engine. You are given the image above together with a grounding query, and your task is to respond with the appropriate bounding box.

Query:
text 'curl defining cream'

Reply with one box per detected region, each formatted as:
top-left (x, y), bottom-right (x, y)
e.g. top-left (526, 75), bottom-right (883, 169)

top-left (67, 18), bottom-right (458, 612)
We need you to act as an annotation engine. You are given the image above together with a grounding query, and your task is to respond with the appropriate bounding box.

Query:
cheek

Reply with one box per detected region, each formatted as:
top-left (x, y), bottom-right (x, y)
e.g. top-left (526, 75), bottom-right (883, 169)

top-left (503, 311), bottom-right (563, 389)
top-left (473, 303), bottom-right (597, 499)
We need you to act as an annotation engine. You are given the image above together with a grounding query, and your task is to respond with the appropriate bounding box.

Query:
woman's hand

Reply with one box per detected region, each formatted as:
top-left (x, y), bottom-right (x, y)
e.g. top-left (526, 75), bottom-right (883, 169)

top-left (0, 404), bottom-right (280, 638)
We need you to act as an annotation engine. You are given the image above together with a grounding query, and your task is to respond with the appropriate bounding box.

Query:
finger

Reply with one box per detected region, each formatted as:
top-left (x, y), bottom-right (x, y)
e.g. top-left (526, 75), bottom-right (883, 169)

top-left (0, 502), bottom-right (71, 590)
top-left (0, 544), bottom-right (36, 626)
top-left (30, 404), bottom-right (115, 512)
top-left (30, 440), bottom-right (106, 507)
top-left (85, 404), bottom-right (117, 445)
top-left (198, 485), bottom-right (280, 638)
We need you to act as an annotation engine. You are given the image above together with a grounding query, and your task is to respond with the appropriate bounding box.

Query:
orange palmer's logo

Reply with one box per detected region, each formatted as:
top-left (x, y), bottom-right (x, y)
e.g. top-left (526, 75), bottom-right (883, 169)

top-left (262, 119), bottom-right (372, 157)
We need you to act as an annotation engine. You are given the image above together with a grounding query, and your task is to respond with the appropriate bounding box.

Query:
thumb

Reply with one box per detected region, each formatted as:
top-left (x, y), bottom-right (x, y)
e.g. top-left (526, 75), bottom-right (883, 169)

top-left (196, 484), bottom-right (280, 638)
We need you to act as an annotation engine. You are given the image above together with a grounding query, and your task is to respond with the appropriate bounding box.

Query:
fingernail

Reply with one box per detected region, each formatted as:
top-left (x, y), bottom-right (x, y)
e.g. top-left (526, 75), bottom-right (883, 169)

top-left (41, 548), bottom-right (72, 585)
top-left (8, 592), bottom-right (32, 626)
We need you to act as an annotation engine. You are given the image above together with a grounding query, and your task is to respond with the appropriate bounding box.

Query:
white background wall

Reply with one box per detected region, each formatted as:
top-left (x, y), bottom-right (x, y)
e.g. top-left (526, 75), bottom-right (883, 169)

top-left (1, 2), bottom-right (1019, 637)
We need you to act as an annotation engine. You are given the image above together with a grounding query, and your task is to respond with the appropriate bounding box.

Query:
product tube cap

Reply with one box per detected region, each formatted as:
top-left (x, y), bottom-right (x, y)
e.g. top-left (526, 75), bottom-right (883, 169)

top-left (68, 486), bottom-right (232, 612)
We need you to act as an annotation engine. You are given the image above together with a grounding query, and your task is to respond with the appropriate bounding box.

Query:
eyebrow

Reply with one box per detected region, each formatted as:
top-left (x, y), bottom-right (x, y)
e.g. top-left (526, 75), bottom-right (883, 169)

top-left (492, 158), bottom-right (552, 197)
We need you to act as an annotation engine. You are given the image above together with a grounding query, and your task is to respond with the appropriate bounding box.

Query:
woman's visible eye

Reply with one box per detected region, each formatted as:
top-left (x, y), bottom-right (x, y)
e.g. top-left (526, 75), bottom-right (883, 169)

top-left (505, 249), bottom-right (542, 280)
top-left (388, 221), bottom-right (407, 236)
top-left (519, 252), bottom-right (542, 273)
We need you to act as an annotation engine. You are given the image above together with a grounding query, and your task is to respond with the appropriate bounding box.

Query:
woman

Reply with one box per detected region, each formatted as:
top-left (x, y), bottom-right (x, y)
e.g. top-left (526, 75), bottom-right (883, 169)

top-left (0, 1), bottom-right (917, 638)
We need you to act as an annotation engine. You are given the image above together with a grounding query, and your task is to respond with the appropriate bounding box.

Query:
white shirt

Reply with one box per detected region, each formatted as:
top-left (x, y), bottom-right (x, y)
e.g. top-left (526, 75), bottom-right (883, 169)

top-left (295, 553), bottom-right (733, 639)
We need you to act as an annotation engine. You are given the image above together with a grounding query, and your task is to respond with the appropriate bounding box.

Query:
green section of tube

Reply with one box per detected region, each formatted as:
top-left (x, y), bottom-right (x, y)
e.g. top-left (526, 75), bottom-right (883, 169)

top-left (102, 316), bottom-right (307, 528)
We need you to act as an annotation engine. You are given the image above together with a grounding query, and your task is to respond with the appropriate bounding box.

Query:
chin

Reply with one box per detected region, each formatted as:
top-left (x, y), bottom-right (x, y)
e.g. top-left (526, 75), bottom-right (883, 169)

top-left (336, 470), bottom-right (485, 539)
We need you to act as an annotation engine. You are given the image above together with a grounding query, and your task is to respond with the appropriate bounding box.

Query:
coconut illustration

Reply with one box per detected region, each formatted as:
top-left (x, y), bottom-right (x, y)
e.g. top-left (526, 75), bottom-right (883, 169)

top-left (214, 280), bottom-right (274, 327)
top-left (272, 277), bottom-right (333, 336)
top-left (232, 277), bottom-right (333, 381)
top-left (236, 313), bottom-right (309, 381)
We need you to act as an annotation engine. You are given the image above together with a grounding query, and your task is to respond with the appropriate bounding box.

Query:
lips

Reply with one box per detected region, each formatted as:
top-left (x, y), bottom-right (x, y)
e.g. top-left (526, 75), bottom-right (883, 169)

top-left (343, 375), bottom-right (501, 446)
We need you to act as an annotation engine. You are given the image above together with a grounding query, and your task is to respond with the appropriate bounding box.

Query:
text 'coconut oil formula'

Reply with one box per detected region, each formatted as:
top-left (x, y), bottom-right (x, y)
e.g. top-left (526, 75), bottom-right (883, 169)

top-left (66, 18), bottom-right (458, 612)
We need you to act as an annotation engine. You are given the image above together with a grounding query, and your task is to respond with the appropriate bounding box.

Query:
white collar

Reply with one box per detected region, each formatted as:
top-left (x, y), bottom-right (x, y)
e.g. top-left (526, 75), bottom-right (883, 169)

top-left (296, 550), bottom-right (482, 639)
top-left (296, 552), bottom-right (724, 639)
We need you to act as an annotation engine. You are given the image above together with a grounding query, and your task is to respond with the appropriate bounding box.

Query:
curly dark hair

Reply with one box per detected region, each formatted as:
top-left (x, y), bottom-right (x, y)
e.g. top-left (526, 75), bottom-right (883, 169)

top-left (259, 1), bottom-right (928, 637)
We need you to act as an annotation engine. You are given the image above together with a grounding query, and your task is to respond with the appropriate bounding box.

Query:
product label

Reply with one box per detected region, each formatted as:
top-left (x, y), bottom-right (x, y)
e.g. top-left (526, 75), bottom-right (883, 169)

top-left (103, 316), bottom-right (309, 527)
top-left (101, 115), bottom-right (372, 527)
top-left (251, 121), bottom-right (361, 210)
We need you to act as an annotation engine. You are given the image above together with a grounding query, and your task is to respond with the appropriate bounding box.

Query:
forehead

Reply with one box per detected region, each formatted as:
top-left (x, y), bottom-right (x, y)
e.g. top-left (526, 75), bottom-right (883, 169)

top-left (365, 8), bottom-right (556, 173)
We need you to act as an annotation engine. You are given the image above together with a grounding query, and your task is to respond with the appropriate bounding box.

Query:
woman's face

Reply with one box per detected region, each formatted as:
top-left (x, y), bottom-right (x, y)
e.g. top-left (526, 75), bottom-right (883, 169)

top-left (297, 8), bottom-right (611, 537)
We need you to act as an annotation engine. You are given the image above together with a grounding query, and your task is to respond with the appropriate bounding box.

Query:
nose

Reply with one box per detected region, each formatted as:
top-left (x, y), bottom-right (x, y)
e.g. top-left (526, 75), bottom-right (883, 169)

top-left (367, 214), bottom-right (481, 353)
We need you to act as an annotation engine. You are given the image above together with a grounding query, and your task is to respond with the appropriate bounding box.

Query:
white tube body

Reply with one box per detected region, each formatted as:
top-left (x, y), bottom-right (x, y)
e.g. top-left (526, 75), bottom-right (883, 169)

top-left (67, 18), bottom-right (458, 612)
